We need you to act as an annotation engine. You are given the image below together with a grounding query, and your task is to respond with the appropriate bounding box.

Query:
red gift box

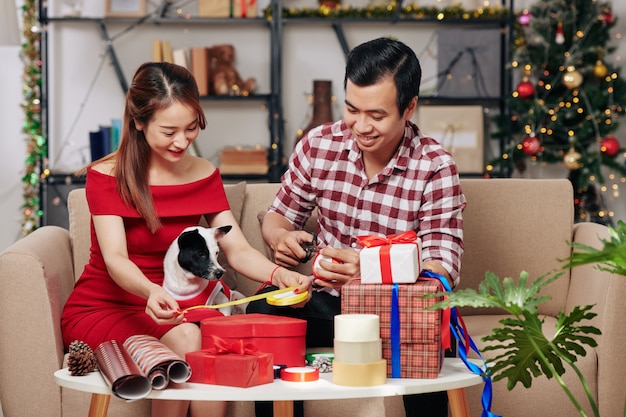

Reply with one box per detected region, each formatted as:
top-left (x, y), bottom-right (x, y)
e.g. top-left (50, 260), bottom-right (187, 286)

top-left (186, 337), bottom-right (273, 387)
top-left (341, 278), bottom-right (445, 379)
top-left (201, 313), bottom-right (306, 367)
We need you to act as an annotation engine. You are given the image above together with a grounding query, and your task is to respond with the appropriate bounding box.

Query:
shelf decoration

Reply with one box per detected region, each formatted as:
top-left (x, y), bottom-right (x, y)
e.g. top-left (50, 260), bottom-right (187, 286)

top-left (489, 0), bottom-right (626, 225)
top-left (20, 0), bottom-right (45, 236)
top-left (263, 1), bottom-right (509, 20)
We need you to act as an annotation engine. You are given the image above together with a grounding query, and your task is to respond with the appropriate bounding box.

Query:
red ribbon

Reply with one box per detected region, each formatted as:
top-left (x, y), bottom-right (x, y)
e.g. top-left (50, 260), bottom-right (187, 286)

top-left (208, 335), bottom-right (258, 356)
top-left (357, 230), bottom-right (418, 248)
top-left (357, 231), bottom-right (418, 284)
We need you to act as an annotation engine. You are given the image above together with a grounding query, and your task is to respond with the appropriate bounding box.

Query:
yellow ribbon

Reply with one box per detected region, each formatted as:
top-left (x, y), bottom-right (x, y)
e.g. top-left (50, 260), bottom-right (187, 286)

top-left (179, 286), bottom-right (307, 314)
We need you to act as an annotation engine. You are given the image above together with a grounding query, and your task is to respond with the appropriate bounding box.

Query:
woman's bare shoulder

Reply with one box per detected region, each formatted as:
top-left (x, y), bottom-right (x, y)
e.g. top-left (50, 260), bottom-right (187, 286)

top-left (90, 159), bottom-right (116, 176)
top-left (188, 155), bottom-right (217, 179)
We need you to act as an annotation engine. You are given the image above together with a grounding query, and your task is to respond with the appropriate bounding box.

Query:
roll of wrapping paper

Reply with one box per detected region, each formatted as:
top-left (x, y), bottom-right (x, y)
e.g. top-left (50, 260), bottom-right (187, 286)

top-left (333, 339), bottom-right (382, 363)
top-left (280, 367), bottom-right (320, 382)
top-left (123, 335), bottom-right (191, 387)
top-left (332, 359), bottom-right (387, 386)
top-left (179, 286), bottom-right (308, 315)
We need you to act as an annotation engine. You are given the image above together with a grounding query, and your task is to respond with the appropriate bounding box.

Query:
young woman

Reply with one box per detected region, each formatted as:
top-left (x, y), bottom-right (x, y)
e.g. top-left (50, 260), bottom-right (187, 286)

top-left (61, 61), bottom-right (311, 417)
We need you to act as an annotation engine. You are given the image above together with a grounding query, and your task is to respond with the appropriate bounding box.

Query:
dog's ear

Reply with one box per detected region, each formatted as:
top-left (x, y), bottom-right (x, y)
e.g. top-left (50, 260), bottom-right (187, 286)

top-left (214, 225), bottom-right (232, 239)
top-left (178, 229), bottom-right (203, 248)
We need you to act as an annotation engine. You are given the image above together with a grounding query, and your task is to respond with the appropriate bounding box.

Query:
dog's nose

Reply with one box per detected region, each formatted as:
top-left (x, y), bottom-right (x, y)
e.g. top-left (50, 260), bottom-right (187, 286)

top-left (215, 269), bottom-right (224, 278)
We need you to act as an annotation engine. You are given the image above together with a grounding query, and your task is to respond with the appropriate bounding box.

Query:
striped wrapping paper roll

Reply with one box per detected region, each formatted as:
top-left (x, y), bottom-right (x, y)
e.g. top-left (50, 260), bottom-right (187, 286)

top-left (124, 335), bottom-right (192, 389)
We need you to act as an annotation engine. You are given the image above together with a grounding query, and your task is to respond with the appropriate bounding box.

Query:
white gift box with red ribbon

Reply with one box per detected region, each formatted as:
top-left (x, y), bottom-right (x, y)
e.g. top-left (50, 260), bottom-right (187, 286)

top-left (358, 231), bottom-right (422, 284)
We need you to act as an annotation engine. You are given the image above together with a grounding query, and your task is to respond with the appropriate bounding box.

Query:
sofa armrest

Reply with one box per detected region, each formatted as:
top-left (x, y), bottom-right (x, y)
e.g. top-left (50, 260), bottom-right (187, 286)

top-left (0, 226), bottom-right (74, 417)
top-left (567, 222), bottom-right (626, 417)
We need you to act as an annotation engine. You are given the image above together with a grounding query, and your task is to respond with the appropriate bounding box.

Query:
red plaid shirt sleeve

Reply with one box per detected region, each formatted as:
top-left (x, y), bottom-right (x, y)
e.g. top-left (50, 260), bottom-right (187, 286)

top-left (270, 120), bottom-right (466, 287)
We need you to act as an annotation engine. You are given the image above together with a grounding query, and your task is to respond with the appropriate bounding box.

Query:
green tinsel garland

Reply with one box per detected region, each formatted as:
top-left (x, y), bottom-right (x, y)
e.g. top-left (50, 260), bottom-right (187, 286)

top-left (264, 1), bottom-right (510, 20)
top-left (20, 0), bottom-right (45, 236)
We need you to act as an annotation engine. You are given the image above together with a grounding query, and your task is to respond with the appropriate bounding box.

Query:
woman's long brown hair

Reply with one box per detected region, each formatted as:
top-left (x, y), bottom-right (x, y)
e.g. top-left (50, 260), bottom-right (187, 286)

top-left (94, 62), bottom-right (207, 233)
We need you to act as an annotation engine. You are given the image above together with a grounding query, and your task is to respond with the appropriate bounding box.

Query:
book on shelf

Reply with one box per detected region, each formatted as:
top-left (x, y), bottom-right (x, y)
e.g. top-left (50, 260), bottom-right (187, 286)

top-left (172, 48), bottom-right (189, 70)
top-left (88, 121), bottom-right (121, 162)
top-left (152, 39), bottom-right (163, 62)
top-left (190, 47), bottom-right (210, 96)
top-left (162, 42), bottom-right (173, 63)
top-left (95, 334), bottom-right (191, 400)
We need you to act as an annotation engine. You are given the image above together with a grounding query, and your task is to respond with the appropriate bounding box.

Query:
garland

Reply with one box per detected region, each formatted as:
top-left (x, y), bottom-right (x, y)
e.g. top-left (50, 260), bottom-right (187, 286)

top-left (265, 1), bottom-right (510, 20)
top-left (20, 0), bottom-right (45, 236)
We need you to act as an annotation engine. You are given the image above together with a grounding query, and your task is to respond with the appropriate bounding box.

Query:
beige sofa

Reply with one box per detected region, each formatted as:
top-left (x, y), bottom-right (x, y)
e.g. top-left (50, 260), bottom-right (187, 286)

top-left (0, 179), bottom-right (624, 417)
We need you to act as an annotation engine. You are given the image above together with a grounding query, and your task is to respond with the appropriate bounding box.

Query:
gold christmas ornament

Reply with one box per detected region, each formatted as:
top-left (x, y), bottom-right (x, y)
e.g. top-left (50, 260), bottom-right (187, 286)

top-left (593, 60), bottom-right (608, 78)
top-left (563, 147), bottom-right (583, 170)
top-left (562, 66), bottom-right (583, 89)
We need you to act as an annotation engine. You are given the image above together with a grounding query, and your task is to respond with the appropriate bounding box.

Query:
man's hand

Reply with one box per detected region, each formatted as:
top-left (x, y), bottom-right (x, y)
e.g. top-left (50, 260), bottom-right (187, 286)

top-left (271, 230), bottom-right (317, 268)
top-left (311, 247), bottom-right (360, 291)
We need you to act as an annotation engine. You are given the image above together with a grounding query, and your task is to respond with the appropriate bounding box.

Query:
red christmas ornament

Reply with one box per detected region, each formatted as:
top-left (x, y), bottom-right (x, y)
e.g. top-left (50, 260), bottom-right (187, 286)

top-left (516, 80), bottom-right (535, 99)
top-left (521, 135), bottom-right (541, 155)
top-left (600, 10), bottom-right (614, 24)
top-left (600, 136), bottom-right (620, 157)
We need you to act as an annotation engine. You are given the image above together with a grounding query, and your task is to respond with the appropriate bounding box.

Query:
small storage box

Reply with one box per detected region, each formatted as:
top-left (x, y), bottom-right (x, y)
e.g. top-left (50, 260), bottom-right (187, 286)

top-left (201, 313), bottom-right (307, 367)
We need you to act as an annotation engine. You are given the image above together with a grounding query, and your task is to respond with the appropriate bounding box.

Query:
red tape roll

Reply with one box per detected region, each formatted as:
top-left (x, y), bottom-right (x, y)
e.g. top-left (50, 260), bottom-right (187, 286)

top-left (280, 367), bottom-right (320, 382)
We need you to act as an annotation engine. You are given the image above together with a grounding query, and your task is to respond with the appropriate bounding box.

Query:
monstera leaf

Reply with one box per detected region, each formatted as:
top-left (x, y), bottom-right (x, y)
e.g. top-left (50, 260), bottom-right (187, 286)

top-left (429, 271), bottom-right (602, 417)
top-left (561, 220), bottom-right (626, 277)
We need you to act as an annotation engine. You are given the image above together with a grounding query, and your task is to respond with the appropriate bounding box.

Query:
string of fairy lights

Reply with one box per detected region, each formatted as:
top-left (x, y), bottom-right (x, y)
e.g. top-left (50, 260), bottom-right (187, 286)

top-left (20, 0), bottom-right (44, 236)
top-left (486, 0), bottom-right (626, 222)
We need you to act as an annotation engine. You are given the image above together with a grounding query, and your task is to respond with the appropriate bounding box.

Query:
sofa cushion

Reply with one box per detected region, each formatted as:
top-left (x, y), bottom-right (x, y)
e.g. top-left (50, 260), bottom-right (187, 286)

top-left (218, 181), bottom-right (247, 290)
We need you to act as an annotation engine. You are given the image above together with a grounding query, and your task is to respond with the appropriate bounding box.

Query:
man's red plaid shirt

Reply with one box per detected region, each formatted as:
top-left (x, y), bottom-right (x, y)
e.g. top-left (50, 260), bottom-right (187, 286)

top-left (269, 119), bottom-right (466, 287)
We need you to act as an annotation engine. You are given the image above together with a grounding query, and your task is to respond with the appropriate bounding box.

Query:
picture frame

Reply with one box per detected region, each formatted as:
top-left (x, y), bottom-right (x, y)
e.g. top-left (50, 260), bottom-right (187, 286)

top-left (105, 0), bottom-right (146, 17)
top-left (415, 105), bottom-right (485, 174)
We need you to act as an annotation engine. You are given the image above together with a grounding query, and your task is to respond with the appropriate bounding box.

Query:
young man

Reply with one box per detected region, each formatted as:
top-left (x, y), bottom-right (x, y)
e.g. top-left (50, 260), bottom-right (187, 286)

top-left (248, 37), bottom-right (466, 416)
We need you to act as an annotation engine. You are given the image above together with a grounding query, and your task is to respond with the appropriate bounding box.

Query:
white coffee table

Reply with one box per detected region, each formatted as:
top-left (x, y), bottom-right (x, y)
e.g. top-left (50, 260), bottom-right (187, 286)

top-left (54, 357), bottom-right (482, 417)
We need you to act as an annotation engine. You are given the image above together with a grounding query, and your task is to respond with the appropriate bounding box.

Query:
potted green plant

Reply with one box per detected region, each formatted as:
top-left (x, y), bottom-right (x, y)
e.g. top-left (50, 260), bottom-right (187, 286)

top-left (429, 220), bottom-right (626, 417)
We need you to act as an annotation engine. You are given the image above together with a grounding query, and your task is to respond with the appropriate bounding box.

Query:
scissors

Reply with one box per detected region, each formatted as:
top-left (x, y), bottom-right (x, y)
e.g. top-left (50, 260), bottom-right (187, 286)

top-left (300, 232), bottom-right (320, 263)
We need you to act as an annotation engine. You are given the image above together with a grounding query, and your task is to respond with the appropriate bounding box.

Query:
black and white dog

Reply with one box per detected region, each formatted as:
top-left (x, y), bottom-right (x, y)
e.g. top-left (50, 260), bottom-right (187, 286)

top-left (163, 225), bottom-right (247, 316)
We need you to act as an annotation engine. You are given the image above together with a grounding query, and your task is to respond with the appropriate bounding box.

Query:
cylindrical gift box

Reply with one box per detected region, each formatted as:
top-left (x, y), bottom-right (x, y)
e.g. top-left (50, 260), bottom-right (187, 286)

top-left (332, 359), bottom-right (387, 386)
top-left (334, 314), bottom-right (379, 342)
top-left (333, 339), bottom-right (382, 363)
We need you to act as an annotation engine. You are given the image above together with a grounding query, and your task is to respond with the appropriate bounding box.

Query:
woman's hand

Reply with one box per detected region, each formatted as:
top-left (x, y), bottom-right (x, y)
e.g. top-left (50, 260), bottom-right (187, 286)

top-left (271, 266), bottom-right (313, 307)
top-left (311, 247), bottom-right (360, 292)
top-left (145, 284), bottom-right (185, 325)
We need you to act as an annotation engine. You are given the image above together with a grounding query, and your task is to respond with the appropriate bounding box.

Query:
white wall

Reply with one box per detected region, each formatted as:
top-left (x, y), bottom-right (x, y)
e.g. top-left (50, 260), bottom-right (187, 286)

top-left (2, 0), bottom-right (626, 252)
top-left (0, 45), bottom-right (25, 249)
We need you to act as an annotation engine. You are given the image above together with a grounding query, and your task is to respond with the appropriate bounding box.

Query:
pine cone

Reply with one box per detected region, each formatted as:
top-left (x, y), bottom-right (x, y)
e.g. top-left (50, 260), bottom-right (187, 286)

top-left (67, 340), bottom-right (97, 376)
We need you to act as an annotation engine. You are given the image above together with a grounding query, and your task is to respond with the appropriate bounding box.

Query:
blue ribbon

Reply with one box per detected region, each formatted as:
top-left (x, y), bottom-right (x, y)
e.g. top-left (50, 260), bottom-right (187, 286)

top-left (420, 270), bottom-right (500, 417)
top-left (390, 283), bottom-right (401, 378)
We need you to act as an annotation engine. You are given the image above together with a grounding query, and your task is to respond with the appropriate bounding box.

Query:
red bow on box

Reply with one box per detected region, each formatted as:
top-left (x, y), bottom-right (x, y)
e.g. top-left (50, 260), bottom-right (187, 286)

top-left (208, 335), bottom-right (258, 356)
top-left (357, 231), bottom-right (418, 284)
top-left (357, 230), bottom-right (418, 248)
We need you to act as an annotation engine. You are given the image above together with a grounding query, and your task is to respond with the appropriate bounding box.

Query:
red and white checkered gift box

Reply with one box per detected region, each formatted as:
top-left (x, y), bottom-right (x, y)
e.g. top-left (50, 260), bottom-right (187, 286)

top-left (341, 278), bottom-right (444, 379)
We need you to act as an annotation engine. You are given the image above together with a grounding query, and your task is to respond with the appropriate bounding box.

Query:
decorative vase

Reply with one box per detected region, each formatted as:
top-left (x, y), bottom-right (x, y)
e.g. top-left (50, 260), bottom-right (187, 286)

top-left (295, 80), bottom-right (334, 148)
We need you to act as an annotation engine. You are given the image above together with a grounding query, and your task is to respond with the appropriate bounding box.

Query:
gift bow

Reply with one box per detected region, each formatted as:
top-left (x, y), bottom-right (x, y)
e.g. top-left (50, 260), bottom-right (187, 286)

top-left (357, 230), bottom-right (418, 248)
top-left (209, 335), bottom-right (258, 356)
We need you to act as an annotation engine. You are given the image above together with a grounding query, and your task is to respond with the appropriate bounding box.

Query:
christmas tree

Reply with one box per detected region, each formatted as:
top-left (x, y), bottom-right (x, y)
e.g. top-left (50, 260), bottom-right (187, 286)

top-left (489, 0), bottom-right (626, 224)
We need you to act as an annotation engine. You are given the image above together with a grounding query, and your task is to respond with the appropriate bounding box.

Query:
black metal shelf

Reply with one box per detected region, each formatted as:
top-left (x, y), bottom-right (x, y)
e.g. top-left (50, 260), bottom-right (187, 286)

top-left (39, 0), bottom-right (514, 224)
